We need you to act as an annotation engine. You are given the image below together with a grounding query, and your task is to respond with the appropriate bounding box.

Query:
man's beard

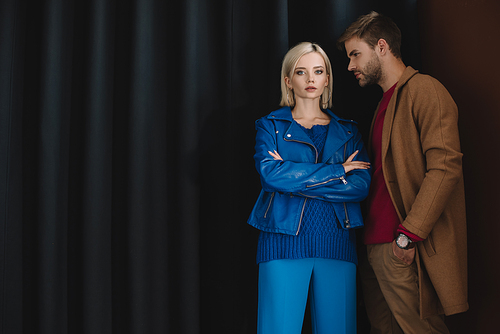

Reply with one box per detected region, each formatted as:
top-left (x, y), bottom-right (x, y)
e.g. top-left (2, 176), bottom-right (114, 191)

top-left (359, 55), bottom-right (383, 87)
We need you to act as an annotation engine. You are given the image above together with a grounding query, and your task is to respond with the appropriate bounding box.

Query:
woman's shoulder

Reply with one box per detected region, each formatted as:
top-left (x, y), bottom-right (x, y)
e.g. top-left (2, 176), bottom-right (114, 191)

top-left (324, 109), bottom-right (359, 134)
top-left (324, 109), bottom-right (357, 124)
top-left (255, 106), bottom-right (293, 126)
top-left (262, 106), bottom-right (292, 120)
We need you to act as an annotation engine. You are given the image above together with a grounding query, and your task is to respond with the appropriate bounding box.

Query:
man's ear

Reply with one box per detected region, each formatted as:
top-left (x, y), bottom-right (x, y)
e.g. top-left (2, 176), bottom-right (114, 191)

top-left (377, 38), bottom-right (389, 56)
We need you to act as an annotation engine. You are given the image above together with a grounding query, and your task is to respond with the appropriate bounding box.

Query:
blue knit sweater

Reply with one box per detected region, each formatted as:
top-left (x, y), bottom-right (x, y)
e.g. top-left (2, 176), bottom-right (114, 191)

top-left (256, 123), bottom-right (357, 265)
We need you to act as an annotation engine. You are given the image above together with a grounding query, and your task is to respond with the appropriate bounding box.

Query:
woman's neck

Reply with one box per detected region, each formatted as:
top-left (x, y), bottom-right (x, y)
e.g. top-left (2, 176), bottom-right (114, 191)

top-left (291, 99), bottom-right (330, 129)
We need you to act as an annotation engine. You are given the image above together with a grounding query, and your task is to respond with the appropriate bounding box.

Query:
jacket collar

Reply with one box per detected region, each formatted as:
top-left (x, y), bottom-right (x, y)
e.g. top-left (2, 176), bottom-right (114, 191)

top-left (268, 107), bottom-right (354, 162)
top-left (266, 106), bottom-right (354, 124)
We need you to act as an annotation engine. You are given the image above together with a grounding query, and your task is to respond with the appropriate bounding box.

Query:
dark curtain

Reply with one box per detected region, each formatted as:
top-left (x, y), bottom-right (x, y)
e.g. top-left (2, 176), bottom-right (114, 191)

top-left (0, 0), bottom-right (419, 333)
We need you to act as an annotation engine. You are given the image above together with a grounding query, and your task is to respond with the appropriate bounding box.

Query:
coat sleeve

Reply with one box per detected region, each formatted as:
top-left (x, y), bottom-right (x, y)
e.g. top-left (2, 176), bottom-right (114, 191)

top-left (402, 78), bottom-right (463, 238)
top-left (254, 118), bottom-right (370, 203)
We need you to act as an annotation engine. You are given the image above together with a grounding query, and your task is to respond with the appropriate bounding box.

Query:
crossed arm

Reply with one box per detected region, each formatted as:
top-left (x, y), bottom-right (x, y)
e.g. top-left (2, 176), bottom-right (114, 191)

top-left (268, 149), bottom-right (370, 173)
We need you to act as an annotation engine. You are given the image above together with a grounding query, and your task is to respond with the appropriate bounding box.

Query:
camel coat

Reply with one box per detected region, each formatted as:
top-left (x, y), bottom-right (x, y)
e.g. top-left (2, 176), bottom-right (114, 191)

top-left (369, 66), bottom-right (468, 318)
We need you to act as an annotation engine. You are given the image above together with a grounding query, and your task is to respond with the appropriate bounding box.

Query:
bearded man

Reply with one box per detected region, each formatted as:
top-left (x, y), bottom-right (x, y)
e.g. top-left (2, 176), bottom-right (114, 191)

top-left (338, 11), bottom-right (468, 334)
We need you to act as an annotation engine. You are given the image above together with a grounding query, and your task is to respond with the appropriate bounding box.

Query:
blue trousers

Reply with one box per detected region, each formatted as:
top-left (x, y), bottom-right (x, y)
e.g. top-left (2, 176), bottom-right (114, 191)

top-left (257, 258), bottom-right (356, 334)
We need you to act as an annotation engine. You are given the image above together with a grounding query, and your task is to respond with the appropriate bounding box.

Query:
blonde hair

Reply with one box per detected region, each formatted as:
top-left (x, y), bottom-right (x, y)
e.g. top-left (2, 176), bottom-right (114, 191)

top-left (279, 42), bottom-right (333, 109)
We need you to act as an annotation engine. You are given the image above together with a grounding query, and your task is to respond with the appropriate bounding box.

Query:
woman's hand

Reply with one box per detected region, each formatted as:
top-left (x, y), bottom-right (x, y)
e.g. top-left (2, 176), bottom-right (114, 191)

top-left (269, 150), bottom-right (370, 173)
top-left (343, 150), bottom-right (370, 173)
top-left (268, 150), bottom-right (283, 161)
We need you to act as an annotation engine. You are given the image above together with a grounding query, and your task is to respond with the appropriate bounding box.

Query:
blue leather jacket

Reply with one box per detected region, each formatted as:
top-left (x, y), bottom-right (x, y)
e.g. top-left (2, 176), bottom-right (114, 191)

top-left (247, 107), bottom-right (371, 236)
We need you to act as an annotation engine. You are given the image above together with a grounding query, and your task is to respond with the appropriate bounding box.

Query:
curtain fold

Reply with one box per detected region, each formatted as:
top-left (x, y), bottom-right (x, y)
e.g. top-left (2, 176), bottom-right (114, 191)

top-left (68, 0), bottom-right (115, 332)
top-left (1, 0), bottom-right (419, 333)
top-left (1, 0), bottom-right (24, 333)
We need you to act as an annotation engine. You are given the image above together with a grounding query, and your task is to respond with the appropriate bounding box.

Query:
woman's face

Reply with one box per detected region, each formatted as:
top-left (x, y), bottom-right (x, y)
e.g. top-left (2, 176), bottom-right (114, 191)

top-left (285, 52), bottom-right (329, 104)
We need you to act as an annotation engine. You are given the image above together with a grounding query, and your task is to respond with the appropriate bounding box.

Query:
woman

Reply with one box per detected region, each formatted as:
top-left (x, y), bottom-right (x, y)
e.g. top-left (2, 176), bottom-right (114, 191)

top-left (247, 42), bottom-right (371, 333)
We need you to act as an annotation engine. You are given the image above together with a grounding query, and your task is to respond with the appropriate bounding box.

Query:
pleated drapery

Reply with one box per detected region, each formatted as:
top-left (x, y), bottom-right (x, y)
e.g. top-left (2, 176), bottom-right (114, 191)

top-left (0, 0), bottom-right (420, 333)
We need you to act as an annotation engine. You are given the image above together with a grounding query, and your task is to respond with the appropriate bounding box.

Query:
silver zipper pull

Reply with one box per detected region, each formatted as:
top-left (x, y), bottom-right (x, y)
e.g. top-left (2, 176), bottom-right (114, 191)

top-left (341, 176), bottom-right (348, 185)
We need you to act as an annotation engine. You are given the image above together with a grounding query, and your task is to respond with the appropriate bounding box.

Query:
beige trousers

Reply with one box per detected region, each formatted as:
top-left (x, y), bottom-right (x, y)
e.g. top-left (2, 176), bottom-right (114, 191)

top-left (359, 243), bottom-right (449, 334)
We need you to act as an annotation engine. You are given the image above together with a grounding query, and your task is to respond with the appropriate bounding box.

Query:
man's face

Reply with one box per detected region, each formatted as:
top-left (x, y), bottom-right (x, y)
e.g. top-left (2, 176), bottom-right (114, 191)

top-left (345, 37), bottom-right (382, 87)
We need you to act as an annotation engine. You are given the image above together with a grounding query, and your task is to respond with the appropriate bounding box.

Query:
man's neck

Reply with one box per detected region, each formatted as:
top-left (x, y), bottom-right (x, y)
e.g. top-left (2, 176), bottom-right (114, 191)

top-left (379, 59), bottom-right (407, 92)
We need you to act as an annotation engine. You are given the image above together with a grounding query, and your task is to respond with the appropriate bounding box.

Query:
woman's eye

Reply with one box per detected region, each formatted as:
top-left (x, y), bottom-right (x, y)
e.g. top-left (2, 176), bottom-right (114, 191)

top-left (296, 70), bottom-right (305, 75)
top-left (315, 70), bottom-right (324, 74)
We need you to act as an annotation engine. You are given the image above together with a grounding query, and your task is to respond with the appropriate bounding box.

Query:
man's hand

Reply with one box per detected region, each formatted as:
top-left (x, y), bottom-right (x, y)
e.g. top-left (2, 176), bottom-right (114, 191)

top-left (392, 240), bottom-right (416, 265)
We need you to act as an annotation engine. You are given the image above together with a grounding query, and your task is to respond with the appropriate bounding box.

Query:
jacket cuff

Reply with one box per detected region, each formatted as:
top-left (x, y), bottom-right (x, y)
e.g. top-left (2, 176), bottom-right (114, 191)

top-left (331, 163), bottom-right (346, 180)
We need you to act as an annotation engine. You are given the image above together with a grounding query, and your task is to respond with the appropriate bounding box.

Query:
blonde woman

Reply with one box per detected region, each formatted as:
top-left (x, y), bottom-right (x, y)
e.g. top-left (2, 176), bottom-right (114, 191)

top-left (248, 42), bottom-right (371, 333)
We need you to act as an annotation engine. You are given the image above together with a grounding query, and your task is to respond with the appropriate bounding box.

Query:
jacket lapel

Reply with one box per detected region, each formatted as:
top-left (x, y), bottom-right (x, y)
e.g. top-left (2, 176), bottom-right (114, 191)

top-left (322, 119), bottom-right (351, 163)
top-left (270, 107), bottom-right (315, 146)
top-left (269, 107), bottom-right (353, 163)
top-left (284, 121), bottom-right (314, 146)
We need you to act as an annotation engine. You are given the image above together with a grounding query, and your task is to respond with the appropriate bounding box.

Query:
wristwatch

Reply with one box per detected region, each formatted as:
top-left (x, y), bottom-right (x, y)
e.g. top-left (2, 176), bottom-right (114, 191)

top-left (396, 233), bottom-right (415, 250)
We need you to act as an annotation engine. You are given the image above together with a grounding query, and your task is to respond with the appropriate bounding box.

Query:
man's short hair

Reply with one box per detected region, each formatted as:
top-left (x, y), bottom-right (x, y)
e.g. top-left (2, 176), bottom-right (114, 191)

top-left (337, 11), bottom-right (402, 59)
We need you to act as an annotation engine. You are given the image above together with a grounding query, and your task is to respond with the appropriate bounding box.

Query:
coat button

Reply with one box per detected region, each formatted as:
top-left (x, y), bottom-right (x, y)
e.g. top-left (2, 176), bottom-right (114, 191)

top-left (287, 134), bottom-right (291, 137)
top-left (348, 131), bottom-right (351, 134)
top-left (276, 131), bottom-right (279, 134)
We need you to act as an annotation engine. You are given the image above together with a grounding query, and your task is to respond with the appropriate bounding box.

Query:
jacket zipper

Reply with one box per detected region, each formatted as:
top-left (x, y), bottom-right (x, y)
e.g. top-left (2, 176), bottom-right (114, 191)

top-left (285, 137), bottom-right (318, 236)
top-left (342, 142), bottom-right (350, 228)
top-left (263, 192), bottom-right (275, 218)
top-left (341, 143), bottom-right (348, 185)
top-left (343, 202), bottom-right (351, 228)
top-left (284, 138), bottom-right (353, 234)
top-left (305, 175), bottom-right (347, 188)
top-left (304, 140), bottom-right (349, 189)
top-left (296, 198), bottom-right (306, 235)
top-left (284, 138), bottom-right (318, 161)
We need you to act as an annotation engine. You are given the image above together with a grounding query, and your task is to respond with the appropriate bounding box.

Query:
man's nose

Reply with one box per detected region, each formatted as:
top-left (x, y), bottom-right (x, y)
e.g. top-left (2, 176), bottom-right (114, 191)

top-left (348, 60), bottom-right (355, 72)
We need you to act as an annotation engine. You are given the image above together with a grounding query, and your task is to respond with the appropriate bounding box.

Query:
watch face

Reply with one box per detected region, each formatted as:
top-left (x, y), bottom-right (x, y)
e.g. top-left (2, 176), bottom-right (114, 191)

top-left (397, 234), bottom-right (409, 248)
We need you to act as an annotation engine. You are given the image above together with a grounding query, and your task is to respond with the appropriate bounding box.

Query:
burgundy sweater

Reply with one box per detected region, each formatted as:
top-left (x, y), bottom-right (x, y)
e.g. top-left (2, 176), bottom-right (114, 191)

top-left (364, 83), bottom-right (423, 245)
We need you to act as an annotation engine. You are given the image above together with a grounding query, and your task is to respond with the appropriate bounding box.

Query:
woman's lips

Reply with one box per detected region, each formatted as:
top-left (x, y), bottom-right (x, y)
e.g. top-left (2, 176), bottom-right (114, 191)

top-left (305, 86), bottom-right (317, 91)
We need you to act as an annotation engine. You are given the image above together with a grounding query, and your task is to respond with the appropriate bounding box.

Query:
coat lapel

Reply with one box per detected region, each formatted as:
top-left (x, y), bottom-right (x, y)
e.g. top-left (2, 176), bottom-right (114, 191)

top-left (381, 90), bottom-right (397, 163)
top-left (380, 67), bottom-right (419, 165)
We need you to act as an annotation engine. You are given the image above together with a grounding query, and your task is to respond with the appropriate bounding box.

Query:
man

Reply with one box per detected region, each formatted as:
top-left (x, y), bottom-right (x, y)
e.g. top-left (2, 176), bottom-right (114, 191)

top-left (337, 12), bottom-right (468, 333)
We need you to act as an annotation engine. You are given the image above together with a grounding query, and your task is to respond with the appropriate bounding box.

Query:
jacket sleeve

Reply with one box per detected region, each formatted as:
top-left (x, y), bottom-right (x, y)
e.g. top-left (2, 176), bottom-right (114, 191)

top-left (255, 118), bottom-right (346, 194)
top-left (294, 127), bottom-right (371, 203)
top-left (402, 78), bottom-right (463, 239)
top-left (254, 118), bottom-right (370, 203)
